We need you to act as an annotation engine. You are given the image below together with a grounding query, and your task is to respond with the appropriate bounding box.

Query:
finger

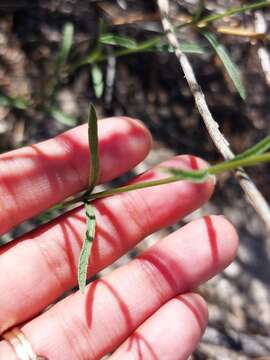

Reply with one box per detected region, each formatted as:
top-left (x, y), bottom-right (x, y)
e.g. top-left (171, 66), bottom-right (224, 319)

top-left (110, 292), bottom-right (208, 360)
top-left (0, 155), bottom-right (214, 333)
top-left (0, 117), bottom-right (151, 235)
top-left (0, 216), bottom-right (238, 360)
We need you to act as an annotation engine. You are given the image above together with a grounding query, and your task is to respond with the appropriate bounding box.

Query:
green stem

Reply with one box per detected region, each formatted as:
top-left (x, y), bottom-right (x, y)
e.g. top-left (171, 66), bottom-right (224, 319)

top-left (87, 176), bottom-right (179, 200)
top-left (68, 36), bottom-right (162, 72)
top-left (47, 152), bottom-right (270, 216)
top-left (67, 1), bottom-right (270, 73)
top-left (63, 175), bottom-right (178, 207)
top-left (208, 152), bottom-right (270, 175)
top-left (59, 152), bottom-right (270, 208)
top-left (198, 0), bottom-right (270, 26)
top-left (106, 36), bottom-right (162, 57)
top-left (87, 153), bottom-right (270, 201)
top-left (67, 50), bottom-right (102, 73)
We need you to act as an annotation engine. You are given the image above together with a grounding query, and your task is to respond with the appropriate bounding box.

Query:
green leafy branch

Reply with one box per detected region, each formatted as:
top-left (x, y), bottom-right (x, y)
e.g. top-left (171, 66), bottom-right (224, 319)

top-left (69, 1), bottom-right (269, 99)
top-left (75, 104), bottom-right (270, 292)
top-left (71, 0), bottom-right (270, 68)
top-left (3, 2), bottom-right (269, 121)
top-left (78, 105), bottom-right (99, 293)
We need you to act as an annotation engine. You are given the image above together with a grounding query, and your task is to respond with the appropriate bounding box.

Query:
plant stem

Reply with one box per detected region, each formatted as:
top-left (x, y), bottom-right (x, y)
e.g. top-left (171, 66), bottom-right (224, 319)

top-left (208, 152), bottom-right (270, 175)
top-left (57, 152), bottom-right (270, 210)
top-left (63, 176), bottom-right (178, 207)
top-left (67, 1), bottom-right (270, 73)
top-left (68, 36), bottom-right (162, 72)
top-left (87, 153), bottom-right (270, 201)
top-left (198, 0), bottom-right (270, 26)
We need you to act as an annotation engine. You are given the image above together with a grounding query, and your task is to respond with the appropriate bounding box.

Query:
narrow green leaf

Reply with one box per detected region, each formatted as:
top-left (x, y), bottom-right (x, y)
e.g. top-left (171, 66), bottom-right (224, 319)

top-left (179, 42), bottom-right (207, 54)
top-left (155, 42), bottom-right (208, 55)
top-left (233, 134), bottom-right (270, 161)
top-left (193, 0), bottom-right (205, 22)
top-left (201, 30), bottom-right (246, 100)
top-left (49, 22), bottom-right (74, 101)
top-left (162, 168), bottom-right (209, 182)
top-left (56, 22), bottom-right (74, 73)
top-left (100, 33), bottom-right (138, 49)
top-left (0, 95), bottom-right (30, 110)
top-left (88, 104), bottom-right (100, 191)
top-left (78, 202), bottom-right (96, 293)
top-left (77, 105), bottom-right (99, 293)
top-left (50, 108), bottom-right (77, 126)
top-left (91, 64), bottom-right (104, 98)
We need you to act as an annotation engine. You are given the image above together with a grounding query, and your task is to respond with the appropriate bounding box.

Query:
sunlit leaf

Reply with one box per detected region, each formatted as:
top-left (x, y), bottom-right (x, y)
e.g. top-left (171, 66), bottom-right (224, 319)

top-left (201, 30), bottom-right (246, 100)
top-left (91, 64), bottom-right (104, 98)
top-left (100, 33), bottom-right (138, 49)
top-left (78, 202), bottom-right (96, 293)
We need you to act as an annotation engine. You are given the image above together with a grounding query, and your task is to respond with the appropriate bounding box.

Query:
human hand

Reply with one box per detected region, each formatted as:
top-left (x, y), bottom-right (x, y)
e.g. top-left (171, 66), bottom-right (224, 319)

top-left (0, 117), bottom-right (238, 360)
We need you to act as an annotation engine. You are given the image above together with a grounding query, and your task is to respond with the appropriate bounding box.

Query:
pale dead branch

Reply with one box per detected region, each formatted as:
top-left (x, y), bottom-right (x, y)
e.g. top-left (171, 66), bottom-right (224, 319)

top-left (254, 10), bottom-right (270, 86)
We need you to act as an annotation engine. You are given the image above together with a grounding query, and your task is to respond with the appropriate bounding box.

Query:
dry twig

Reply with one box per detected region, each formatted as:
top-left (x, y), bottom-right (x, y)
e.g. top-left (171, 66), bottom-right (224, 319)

top-left (157, 0), bottom-right (270, 231)
top-left (217, 26), bottom-right (269, 40)
top-left (254, 10), bottom-right (270, 86)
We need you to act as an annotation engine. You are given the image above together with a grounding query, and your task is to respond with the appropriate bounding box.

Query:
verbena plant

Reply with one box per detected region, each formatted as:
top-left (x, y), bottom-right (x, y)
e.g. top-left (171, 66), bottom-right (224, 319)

top-left (73, 104), bottom-right (270, 292)
top-left (1, 2), bottom-right (270, 291)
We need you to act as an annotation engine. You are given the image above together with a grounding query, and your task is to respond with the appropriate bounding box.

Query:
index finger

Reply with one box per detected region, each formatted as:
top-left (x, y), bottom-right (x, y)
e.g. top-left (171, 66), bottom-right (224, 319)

top-left (0, 117), bottom-right (151, 235)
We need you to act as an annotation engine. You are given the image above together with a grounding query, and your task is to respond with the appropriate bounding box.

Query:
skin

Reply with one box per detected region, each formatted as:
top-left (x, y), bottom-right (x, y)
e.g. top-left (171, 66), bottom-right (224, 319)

top-left (0, 117), bottom-right (238, 360)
